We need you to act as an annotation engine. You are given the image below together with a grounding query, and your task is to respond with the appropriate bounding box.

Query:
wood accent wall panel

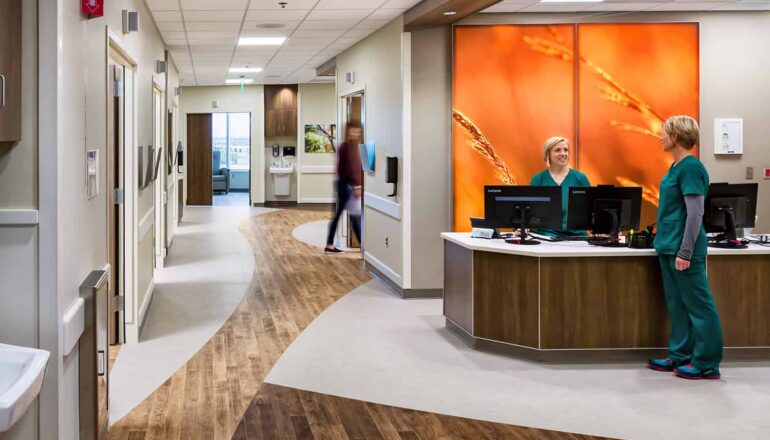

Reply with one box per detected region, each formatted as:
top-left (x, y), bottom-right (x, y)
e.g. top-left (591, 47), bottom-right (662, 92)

top-left (539, 257), bottom-right (668, 349)
top-left (0, 0), bottom-right (22, 142)
top-left (473, 252), bottom-right (539, 348)
top-left (186, 114), bottom-right (212, 205)
top-left (443, 241), bottom-right (473, 333)
top-left (708, 255), bottom-right (770, 347)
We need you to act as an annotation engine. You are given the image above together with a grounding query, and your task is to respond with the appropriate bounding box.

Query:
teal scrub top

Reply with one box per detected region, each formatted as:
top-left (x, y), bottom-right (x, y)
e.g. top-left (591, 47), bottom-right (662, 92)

top-left (530, 168), bottom-right (591, 233)
top-left (653, 155), bottom-right (709, 260)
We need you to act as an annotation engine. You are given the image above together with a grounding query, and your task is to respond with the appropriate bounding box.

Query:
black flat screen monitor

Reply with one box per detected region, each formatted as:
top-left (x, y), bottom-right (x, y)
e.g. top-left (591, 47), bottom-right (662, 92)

top-left (567, 185), bottom-right (642, 242)
top-left (484, 185), bottom-right (562, 245)
top-left (704, 183), bottom-right (758, 247)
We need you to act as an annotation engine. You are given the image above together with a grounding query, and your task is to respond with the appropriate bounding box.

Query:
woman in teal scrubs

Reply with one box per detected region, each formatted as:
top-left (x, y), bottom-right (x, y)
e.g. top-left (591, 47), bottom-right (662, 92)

top-left (530, 136), bottom-right (590, 235)
top-left (648, 115), bottom-right (723, 380)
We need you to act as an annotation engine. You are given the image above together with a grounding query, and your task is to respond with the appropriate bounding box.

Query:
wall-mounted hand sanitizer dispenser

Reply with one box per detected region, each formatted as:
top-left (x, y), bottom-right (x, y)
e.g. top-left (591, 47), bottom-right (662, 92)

top-left (272, 144), bottom-right (280, 157)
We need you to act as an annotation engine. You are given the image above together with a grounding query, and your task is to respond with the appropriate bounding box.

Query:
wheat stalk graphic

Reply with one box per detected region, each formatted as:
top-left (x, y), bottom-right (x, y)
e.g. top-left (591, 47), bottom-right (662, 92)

top-left (616, 177), bottom-right (660, 206)
top-left (452, 109), bottom-right (517, 185)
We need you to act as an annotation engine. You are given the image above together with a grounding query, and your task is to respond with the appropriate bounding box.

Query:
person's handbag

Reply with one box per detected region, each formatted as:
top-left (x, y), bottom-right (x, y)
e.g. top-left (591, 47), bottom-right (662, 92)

top-left (346, 193), bottom-right (362, 217)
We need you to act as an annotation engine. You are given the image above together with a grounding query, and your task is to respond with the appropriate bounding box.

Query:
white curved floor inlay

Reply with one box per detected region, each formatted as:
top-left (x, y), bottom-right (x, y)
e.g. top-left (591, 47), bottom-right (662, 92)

top-left (266, 280), bottom-right (770, 439)
top-left (292, 219), bottom-right (351, 250)
top-left (110, 205), bottom-right (274, 425)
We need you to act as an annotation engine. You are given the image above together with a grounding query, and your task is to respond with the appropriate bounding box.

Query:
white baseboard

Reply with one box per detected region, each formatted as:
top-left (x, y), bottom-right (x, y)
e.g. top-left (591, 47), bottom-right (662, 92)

top-left (364, 192), bottom-right (401, 220)
top-left (364, 251), bottom-right (403, 288)
top-left (138, 278), bottom-right (155, 332)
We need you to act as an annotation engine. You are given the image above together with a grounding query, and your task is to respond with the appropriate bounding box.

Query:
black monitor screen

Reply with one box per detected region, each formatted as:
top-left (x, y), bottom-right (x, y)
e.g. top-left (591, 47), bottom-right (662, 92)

top-left (484, 186), bottom-right (562, 229)
top-left (567, 186), bottom-right (642, 234)
top-left (704, 183), bottom-right (758, 232)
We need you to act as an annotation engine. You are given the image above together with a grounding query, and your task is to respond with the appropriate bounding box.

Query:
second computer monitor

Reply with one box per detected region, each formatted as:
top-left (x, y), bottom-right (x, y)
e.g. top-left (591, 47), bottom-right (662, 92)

top-left (567, 186), bottom-right (642, 235)
top-left (484, 185), bottom-right (562, 230)
top-left (704, 182), bottom-right (758, 241)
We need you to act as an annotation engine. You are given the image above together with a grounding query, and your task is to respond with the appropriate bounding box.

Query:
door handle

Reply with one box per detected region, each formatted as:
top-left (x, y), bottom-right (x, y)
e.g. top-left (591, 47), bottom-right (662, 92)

top-left (0, 75), bottom-right (6, 109)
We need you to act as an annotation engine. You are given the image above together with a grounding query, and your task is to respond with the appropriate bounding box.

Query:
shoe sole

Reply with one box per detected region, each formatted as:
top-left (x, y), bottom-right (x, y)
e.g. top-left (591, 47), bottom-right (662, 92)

top-left (674, 371), bottom-right (721, 380)
top-left (647, 364), bottom-right (673, 372)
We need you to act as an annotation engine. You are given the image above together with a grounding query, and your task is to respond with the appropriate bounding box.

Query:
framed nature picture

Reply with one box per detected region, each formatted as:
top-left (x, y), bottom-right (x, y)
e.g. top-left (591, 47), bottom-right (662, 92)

top-left (304, 124), bottom-right (336, 153)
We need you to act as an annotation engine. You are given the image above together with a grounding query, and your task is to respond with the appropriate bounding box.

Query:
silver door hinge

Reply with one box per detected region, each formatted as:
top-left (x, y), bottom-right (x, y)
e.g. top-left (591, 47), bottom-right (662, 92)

top-left (114, 188), bottom-right (125, 205)
top-left (115, 295), bottom-right (125, 312)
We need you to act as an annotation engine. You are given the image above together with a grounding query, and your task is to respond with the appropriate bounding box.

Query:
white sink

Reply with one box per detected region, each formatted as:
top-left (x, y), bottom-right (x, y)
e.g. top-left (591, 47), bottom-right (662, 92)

top-left (0, 344), bottom-right (50, 433)
top-left (269, 165), bottom-right (294, 174)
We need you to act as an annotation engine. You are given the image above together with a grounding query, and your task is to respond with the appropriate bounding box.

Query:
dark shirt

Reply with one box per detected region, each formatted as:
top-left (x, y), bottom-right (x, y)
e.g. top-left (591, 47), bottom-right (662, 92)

top-left (337, 142), bottom-right (362, 186)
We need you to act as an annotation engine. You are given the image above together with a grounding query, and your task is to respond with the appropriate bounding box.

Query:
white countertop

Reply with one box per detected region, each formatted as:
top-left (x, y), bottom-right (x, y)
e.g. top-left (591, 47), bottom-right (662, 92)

top-left (441, 232), bottom-right (770, 258)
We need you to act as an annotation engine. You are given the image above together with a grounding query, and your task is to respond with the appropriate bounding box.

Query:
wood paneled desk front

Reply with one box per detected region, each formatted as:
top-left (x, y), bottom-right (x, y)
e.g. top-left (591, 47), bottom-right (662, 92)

top-left (442, 233), bottom-right (770, 362)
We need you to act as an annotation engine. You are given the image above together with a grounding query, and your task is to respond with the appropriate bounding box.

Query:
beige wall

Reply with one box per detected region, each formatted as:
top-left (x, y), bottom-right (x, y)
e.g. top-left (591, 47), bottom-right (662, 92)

top-left (336, 16), bottom-right (405, 282)
top-left (409, 26), bottom-right (452, 289)
top-left (463, 11), bottom-right (770, 233)
top-left (179, 85), bottom-right (265, 204)
top-left (299, 83), bottom-right (336, 202)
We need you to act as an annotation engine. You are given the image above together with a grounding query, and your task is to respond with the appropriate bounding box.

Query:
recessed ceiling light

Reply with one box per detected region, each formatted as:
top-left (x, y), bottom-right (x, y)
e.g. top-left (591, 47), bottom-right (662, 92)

top-left (443, 11), bottom-right (457, 16)
top-left (230, 67), bottom-right (263, 73)
top-left (238, 37), bottom-right (286, 46)
top-left (226, 78), bottom-right (254, 85)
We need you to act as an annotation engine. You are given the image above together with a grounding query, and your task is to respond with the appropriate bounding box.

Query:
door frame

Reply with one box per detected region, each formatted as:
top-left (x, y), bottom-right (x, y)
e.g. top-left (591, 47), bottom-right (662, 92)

top-left (152, 81), bottom-right (166, 269)
top-left (338, 88), bottom-right (366, 251)
top-left (107, 27), bottom-right (139, 345)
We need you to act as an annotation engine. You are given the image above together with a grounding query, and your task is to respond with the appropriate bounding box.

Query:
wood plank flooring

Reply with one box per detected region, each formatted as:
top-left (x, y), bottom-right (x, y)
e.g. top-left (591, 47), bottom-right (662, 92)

top-left (233, 383), bottom-right (607, 440)
top-left (109, 208), bottom-right (607, 440)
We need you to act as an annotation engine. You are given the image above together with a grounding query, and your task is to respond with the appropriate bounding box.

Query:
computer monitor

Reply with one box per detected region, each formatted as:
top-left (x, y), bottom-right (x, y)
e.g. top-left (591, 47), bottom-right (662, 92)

top-left (704, 183), bottom-right (758, 249)
top-left (484, 185), bottom-right (562, 245)
top-left (567, 185), bottom-right (642, 247)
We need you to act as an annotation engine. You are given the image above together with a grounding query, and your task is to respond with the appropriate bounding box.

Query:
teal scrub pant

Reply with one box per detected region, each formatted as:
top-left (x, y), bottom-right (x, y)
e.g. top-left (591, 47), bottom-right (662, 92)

top-left (659, 255), bottom-right (723, 371)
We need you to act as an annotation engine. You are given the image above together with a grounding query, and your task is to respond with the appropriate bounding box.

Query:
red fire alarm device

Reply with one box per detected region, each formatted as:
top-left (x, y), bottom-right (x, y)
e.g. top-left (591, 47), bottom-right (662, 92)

top-left (764, 168), bottom-right (770, 179)
top-left (82, 0), bottom-right (104, 18)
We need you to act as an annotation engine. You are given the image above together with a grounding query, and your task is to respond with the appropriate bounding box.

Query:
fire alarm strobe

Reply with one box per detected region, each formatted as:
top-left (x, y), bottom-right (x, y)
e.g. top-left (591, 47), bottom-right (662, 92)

top-left (82, 0), bottom-right (104, 18)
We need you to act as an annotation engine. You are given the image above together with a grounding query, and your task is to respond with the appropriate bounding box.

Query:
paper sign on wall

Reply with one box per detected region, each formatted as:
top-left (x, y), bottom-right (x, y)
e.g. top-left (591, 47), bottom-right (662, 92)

top-left (714, 118), bottom-right (743, 155)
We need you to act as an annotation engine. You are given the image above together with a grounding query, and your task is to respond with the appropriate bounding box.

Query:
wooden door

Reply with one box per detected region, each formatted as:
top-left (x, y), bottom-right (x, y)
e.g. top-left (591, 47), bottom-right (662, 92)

top-left (187, 113), bottom-right (213, 205)
top-left (0, 0), bottom-right (22, 142)
top-left (107, 64), bottom-right (121, 344)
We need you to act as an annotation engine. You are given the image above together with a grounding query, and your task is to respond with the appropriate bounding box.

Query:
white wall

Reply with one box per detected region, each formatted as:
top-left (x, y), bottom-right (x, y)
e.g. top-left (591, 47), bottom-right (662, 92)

top-left (298, 83), bottom-right (337, 203)
top-left (179, 85), bottom-right (265, 204)
top-left (25, 0), bottom-right (176, 438)
top-left (336, 16), bottom-right (406, 285)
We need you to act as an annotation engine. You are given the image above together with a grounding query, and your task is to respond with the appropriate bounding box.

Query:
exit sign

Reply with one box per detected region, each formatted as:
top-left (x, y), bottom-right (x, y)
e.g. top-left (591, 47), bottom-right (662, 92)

top-left (82, 0), bottom-right (104, 17)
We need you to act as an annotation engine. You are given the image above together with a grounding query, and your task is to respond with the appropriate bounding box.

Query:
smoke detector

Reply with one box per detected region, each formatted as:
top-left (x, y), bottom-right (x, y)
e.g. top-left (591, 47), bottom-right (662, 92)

top-left (279, 1), bottom-right (287, 8)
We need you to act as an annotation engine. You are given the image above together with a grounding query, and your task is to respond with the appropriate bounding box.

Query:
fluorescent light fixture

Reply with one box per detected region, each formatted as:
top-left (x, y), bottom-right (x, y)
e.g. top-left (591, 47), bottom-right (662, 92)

top-left (226, 78), bottom-right (254, 85)
top-left (238, 37), bottom-right (286, 46)
top-left (443, 11), bottom-right (457, 15)
top-left (229, 67), bottom-right (263, 73)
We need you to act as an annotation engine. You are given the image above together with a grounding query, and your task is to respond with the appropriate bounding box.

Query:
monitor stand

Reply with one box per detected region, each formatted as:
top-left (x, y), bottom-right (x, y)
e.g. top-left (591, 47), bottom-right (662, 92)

top-left (504, 208), bottom-right (541, 245)
top-left (589, 208), bottom-right (627, 247)
top-left (709, 208), bottom-right (748, 249)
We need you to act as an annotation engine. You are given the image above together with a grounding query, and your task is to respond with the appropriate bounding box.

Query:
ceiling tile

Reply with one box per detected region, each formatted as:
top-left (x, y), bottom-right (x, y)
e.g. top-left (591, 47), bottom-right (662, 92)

top-left (356, 18), bottom-right (389, 30)
top-left (286, 37), bottom-right (337, 45)
top-left (153, 11), bottom-right (183, 22)
top-left (146, 0), bottom-right (180, 10)
top-left (584, 3), bottom-right (662, 11)
top-left (187, 38), bottom-right (238, 45)
top-left (306, 9), bottom-right (374, 20)
top-left (299, 20), bottom-right (359, 30)
top-left (344, 29), bottom-right (374, 39)
top-left (291, 29), bottom-right (348, 38)
top-left (239, 29), bottom-right (292, 37)
top-left (249, 0), bottom-right (318, 9)
top-left (183, 10), bottom-right (245, 21)
top-left (186, 21), bottom-right (244, 31)
top-left (517, 3), bottom-right (602, 12)
top-left (157, 21), bottom-right (185, 32)
top-left (245, 9), bottom-right (310, 21)
top-left (647, 2), bottom-right (728, 9)
top-left (164, 38), bottom-right (189, 45)
top-left (181, 0), bottom-right (249, 10)
top-left (317, 0), bottom-right (386, 8)
top-left (162, 31), bottom-right (187, 40)
top-left (712, 2), bottom-right (770, 10)
top-left (187, 31), bottom-right (240, 39)
top-left (243, 20), bottom-right (301, 32)
top-left (381, 0), bottom-right (421, 8)
top-left (480, 0), bottom-right (533, 13)
top-left (368, 8), bottom-right (406, 19)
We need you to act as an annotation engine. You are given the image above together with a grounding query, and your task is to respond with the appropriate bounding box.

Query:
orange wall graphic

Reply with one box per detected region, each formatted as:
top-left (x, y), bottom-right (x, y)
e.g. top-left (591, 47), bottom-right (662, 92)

top-left (453, 23), bottom-right (699, 231)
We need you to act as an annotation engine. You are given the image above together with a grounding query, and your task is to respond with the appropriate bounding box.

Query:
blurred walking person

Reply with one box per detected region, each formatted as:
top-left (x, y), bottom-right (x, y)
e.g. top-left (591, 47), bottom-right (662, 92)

top-left (325, 123), bottom-right (363, 253)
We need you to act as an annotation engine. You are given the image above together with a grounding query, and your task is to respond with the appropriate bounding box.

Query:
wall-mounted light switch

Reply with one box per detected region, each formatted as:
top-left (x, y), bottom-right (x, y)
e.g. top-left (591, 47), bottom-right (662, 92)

top-left (746, 166), bottom-right (754, 180)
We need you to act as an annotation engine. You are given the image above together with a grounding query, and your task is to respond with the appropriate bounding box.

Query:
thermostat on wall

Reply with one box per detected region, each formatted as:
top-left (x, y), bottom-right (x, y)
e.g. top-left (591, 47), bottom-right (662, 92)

top-left (714, 118), bottom-right (743, 155)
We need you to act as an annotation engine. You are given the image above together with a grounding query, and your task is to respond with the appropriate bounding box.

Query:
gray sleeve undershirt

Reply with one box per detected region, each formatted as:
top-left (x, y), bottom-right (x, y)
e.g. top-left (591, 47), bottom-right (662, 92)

top-left (677, 195), bottom-right (705, 261)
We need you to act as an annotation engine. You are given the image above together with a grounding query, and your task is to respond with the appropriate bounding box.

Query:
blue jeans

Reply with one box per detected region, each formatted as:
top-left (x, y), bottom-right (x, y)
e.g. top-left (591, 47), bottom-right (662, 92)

top-left (326, 180), bottom-right (361, 246)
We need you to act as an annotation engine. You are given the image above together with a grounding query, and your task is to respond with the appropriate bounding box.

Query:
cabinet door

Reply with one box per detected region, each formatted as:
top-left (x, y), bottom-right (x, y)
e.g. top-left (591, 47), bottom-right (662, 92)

top-left (284, 109), bottom-right (297, 137)
top-left (265, 109), bottom-right (279, 137)
top-left (0, 0), bottom-right (22, 142)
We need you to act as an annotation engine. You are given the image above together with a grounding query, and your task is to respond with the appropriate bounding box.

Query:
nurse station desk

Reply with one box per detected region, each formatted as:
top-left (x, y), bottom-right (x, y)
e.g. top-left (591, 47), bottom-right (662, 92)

top-left (442, 233), bottom-right (770, 362)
